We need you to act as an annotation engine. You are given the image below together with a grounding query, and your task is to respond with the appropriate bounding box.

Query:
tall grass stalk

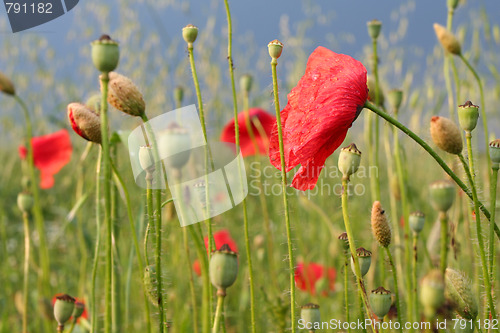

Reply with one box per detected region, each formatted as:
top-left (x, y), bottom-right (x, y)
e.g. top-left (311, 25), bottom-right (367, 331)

top-left (91, 148), bottom-right (102, 333)
top-left (489, 164), bottom-right (498, 278)
top-left (21, 209), bottom-right (30, 333)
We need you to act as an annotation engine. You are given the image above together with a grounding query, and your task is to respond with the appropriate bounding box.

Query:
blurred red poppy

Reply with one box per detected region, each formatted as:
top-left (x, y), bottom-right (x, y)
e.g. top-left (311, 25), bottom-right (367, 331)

top-left (193, 229), bottom-right (238, 276)
top-left (221, 108), bottom-right (275, 156)
top-left (294, 262), bottom-right (336, 296)
top-left (19, 129), bottom-right (72, 189)
top-left (269, 46), bottom-right (368, 191)
top-left (51, 294), bottom-right (88, 322)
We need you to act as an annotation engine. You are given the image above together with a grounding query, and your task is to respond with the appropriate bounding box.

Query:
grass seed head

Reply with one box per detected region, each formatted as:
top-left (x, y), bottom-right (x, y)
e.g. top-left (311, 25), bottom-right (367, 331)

top-left (371, 201), bottom-right (391, 247)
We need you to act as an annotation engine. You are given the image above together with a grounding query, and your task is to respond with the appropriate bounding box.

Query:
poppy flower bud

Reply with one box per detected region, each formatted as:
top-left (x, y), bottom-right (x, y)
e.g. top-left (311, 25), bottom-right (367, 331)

top-left (173, 86), bottom-right (184, 106)
top-left (182, 24), bottom-right (199, 44)
top-left (72, 301), bottom-right (85, 319)
top-left (367, 76), bottom-right (384, 106)
top-left (447, 0), bottom-right (459, 10)
top-left (489, 139), bottom-right (500, 167)
top-left (0, 71), bottom-right (15, 96)
top-left (338, 232), bottom-right (349, 251)
top-left (371, 201), bottom-right (391, 248)
top-left (300, 303), bottom-right (321, 330)
top-left (420, 269), bottom-right (445, 319)
top-left (351, 247), bottom-right (372, 277)
top-left (433, 23), bottom-right (462, 56)
top-left (209, 244), bottom-right (238, 291)
top-left (387, 89), bottom-right (403, 111)
top-left (91, 34), bottom-right (120, 73)
top-left (240, 74), bottom-right (253, 93)
top-left (430, 116), bottom-right (463, 155)
top-left (106, 72), bottom-right (145, 117)
top-left (338, 143), bottom-right (362, 180)
top-left (144, 265), bottom-right (159, 306)
top-left (367, 19), bottom-right (382, 40)
top-left (17, 192), bottom-right (34, 213)
top-left (158, 124), bottom-right (192, 169)
top-left (85, 94), bottom-right (101, 114)
top-left (268, 40), bottom-right (284, 59)
top-left (139, 146), bottom-right (156, 174)
top-left (67, 103), bottom-right (102, 144)
top-left (430, 180), bottom-right (455, 213)
top-left (457, 101), bottom-right (479, 133)
top-left (409, 211), bottom-right (425, 234)
top-left (53, 294), bottom-right (75, 325)
top-left (370, 287), bottom-right (392, 319)
top-left (445, 268), bottom-right (478, 320)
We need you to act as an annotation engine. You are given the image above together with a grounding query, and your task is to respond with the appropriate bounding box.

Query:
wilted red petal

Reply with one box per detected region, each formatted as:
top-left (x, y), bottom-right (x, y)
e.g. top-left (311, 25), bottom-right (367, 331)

top-left (221, 108), bottom-right (275, 156)
top-left (19, 129), bottom-right (72, 189)
top-left (269, 46), bottom-right (368, 191)
top-left (294, 262), bottom-right (336, 296)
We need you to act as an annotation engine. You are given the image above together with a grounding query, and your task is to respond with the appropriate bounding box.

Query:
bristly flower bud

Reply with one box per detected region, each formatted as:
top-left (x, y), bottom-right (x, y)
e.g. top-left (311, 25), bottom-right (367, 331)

top-left (106, 72), bottom-right (146, 117)
top-left (0, 71), bottom-right (15, 96)
top-left (240, 74), bottom-right (253, 93)
top-left (173, 86), bottom-right (184, 106)
top-left (351, 247), bottom-right (372, 277)
top-left (370, 287), bottom-right (392, 319)
top-left (367, 19), bottom-right (382, 40)
top-left (445, 268), bottom-right (478, 320)
top-left (371, 201), bottom-right (391, 247)
top-left (457, 101), bottom-right (479, 133)
top-left (387, 89), bottom-right (403, 112)
top-left (17, 192), bottom-right (34, 213)
top-left (338, 232), bottom-right (349, 251)
top-left (67, 103), bottom-right (102, 144)
top-left (420, 269), bottom-right (445, 319)
top-left (430, 180), bottom-right (455, 213)
top-left (268, 40), bottom-right (284, 59)
top-left (91, 34), bottom-right (120, 73)
top-left (210, 244), bottom-right (238, 291)
top-left (300, 303), bottom-right (321, 331)
top-left (433, 23), bottom-right (462, 55)
top-left (338, 143), bottom-right (362, 180)
top-left (489, 139), bottom-right (500, 167)
top-left (430, 116), bottom-right (463, 155)
top-left (182, 24), bottom-right (199, 44)
top-left (53, 294), bottom-right (75, 325)
top-left (409, 211), bottom-right (425, 234)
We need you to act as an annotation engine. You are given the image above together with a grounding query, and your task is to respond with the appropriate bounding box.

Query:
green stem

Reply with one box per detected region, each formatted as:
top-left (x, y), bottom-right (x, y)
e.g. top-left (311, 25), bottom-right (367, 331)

top-left (183, 226), bottom-right (199, 333)
top-left (270, 57), bottom-right (296, 333)
top-left (489, 166), bottom-right (498, 277)
top-left (67, 318), bottom-right (77, 333)
top-left (371, 38), bottom-right (381, 202)
top-left (212, 292), bottom-right (225, 333)
top-left (155, 188), bottom-right (166, 332)
top-left (444, 8), bottom-right (456, 120)
top-left (223, 1), bottom-right (256, 331)
top-left (385, 247), bottom-right (402, 332)
top-left (439, 212), bottom-right (448, 274)
top-left (365, 101), bottom-right (500, 240)
top-left (341, 178), bottom-right (378, 333)
top-left (412, 233), bottom-right (419, 321)
top-left (22, 211), bottom-right (30, 333)
top-left (343, 256), bottom-right (351, 333)
top-left (91, 148), bottom-right (102, 333)
top-left (14, 95), bottom-right (50, 294)
top-left (464, 133), bottom-right (496, 320)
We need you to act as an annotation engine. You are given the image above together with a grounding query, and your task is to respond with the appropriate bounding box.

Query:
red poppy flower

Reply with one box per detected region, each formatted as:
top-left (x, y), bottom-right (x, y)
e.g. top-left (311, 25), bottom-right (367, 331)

top-left (269, 46), bottom-right (368, 191)
top-left (51, 294), bottom-right (88, 322)
top-left (221, 108), bottom-right (276, 156)
top-left (19, 129), bottom-right (72, 189)
top-left (294, 262), bottom-right (336, 296)
top-left (193, 229), bottom-right (238, 276)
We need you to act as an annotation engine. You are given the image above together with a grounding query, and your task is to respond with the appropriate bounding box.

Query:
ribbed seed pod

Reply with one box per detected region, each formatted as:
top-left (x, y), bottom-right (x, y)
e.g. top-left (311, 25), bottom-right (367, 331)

top-left (371, 201), bottom-right (391, 247)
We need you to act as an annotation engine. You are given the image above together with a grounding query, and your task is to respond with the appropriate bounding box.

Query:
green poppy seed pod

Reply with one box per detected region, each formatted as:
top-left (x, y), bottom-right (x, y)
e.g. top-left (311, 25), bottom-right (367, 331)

top-left (300, 303), bottom-right (321, 330)
top-left (338, 143), bottom-right (362, 180)
top-left (430, 116), bottom-right (463, 155)
top-left (210, 244), bottom-right (238, 291)
top-left (430, 180), bottom-right (455, 213)
top-left (106, 72), bottom-right (145, 117)
top-left (85, 94), bottom-right (102, 114)
top-left (447, 0), bottom-right (459, 10)
top-left (370, 287), bottom-right (392, 319)
top-left (489, 139), bottom-right (500, 166)
top-left (445, 268), bottom-right (478, 320)
top-left (144, 265), bottom-right (159, 306)
top-left (91, 34), bottom-right (120, 73)
top-left (371, 201), bottom-right (391, 248)
top-left (173, 86), bottom-right (184, 106)
top-left (433, 23), bottom-right (462, 55)
top-left (17, 192), bottom-right (34, 213)
top-left (420, 269), bottom-right (445, 319)
top-left (338, 232), bottom-right (349, 252)
top-left (53, 294), bottom-right (75, 325)
top-left (158, 124), bottom-right (192, 170)
top-left (367, 19), bottom-right (382, 40)
top-left (182, 24), bottom-right (199, 44)
top-left (139, 146), bottom-right (156, 173)
top-left (268, 40), bottom-right (284, 59)
top-left (409, 211), bottom-right (425, 234)
top-left (72, 301), bottom-right (85, 319)
top-left (240, 74), bottom-right (253, 93)
top-left (367, 76), bottom-right (385, 106)
top-left (67, 103), bottom-right (102, 144)
top-left (351, 247), bottom-right (372, 277)
top-left (387, 89), bottom-right (403, 111)
top-left (457, 101), bottom-right (479, 133)
top-left (0, 71), bottom-right (15, 95)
